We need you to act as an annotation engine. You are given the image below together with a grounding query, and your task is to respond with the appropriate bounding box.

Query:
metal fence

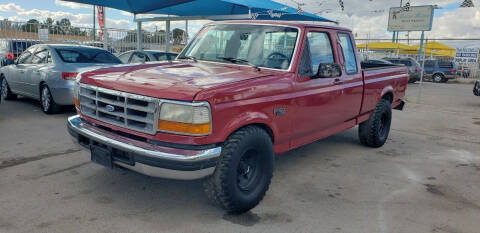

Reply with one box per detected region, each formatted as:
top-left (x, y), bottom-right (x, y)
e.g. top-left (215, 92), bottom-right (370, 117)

top-left (0, 20), bottom-right (186, 55)
top-left (356, 38), bottom-right (480, 79)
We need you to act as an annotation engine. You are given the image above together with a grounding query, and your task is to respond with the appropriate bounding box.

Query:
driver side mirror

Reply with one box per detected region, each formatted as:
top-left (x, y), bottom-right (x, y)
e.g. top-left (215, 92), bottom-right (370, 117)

top-left (314, 63), bottom-right (342, 79)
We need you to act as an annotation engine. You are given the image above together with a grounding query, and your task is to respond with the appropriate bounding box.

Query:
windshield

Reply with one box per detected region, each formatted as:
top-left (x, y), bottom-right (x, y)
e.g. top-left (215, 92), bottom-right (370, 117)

top-left (182, 24), bottom-right (299, 70)
top-left (55, 48), bottom-right (121, 64)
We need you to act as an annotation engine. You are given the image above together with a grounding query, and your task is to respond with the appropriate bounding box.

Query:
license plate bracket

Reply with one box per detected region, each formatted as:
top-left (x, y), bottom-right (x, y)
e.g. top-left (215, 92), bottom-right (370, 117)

top-left (90, 145), bottom-right (112, 168)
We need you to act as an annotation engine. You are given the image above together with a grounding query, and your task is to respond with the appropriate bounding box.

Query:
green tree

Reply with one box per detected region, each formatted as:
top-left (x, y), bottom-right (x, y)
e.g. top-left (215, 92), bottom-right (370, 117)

top-left (21, 19), bottom-right (39, 33)
top-left (172, 28), bottom-right (185, 45)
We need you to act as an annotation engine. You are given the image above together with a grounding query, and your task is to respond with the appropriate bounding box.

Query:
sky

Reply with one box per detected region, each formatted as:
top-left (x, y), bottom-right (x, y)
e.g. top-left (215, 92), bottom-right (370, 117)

top-left (0, 0), bottom-right (479, 47)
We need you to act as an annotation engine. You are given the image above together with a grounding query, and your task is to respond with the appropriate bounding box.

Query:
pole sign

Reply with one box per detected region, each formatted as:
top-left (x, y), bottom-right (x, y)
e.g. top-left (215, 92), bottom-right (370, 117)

top-left (388, 5), bottom-right (434, 32)
top-left (38, 29), bottom-right (49, 41)
top-left (454, 48), bottom-right (479, 63)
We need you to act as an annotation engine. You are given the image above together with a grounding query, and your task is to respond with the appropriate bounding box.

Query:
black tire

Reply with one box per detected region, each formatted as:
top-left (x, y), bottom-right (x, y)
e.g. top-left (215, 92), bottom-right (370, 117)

top-left (474, 81), bottom-right (480, 96)
top-left (358, 99), bottom-right (392, 148)
top-left (40, 85), bottom-right (61, 114)
top-left (1, 76), bottom-right (17, 100)
top-left (432, 74), bottom-right (445, 83)
top-left (204, 126), bottom-right (274, 214)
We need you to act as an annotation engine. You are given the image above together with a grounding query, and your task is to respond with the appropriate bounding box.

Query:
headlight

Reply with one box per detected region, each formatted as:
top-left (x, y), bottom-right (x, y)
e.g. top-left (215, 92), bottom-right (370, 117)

top-left (157, 101), bottom-right (211, 136)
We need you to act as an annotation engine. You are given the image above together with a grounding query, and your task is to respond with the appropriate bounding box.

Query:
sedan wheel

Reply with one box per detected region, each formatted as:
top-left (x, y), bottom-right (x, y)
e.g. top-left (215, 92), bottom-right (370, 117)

top-left (40, 86), bottom-right (60, 114)
top-left (1, 78), bottom-right (16, 100)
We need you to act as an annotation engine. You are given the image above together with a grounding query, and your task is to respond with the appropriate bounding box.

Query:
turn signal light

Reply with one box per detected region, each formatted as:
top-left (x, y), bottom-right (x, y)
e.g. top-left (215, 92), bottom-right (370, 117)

top-left (74, 97), bottom-right (79, 108)
top-left (158, 120), bottom-right (211, 135)
top-left (62, 72), bottom-right (79, 80)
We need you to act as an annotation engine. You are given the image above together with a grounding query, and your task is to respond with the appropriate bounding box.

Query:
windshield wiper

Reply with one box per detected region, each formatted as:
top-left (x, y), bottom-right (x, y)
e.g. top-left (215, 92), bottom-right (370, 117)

top-left (179, 55), bottom-right (197, 62)
top-left (217, 56), bottom-right (260, 71)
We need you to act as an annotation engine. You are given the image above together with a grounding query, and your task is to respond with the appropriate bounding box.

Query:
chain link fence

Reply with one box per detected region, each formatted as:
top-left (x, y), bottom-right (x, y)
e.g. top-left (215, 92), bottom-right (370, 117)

top-left (0, 20), bottom-right (186, 56)
top-left (356, 38), bottom-right (480, 80)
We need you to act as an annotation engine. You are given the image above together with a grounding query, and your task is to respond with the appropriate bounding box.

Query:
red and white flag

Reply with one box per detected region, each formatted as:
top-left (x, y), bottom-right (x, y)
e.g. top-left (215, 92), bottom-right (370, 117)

top-left (97, 6), bottom-right (105, 39)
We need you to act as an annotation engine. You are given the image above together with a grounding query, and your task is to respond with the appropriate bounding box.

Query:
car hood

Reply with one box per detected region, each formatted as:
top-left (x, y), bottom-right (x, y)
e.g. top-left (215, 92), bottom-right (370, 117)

top-left (79, 61), bottom-right (280, 101)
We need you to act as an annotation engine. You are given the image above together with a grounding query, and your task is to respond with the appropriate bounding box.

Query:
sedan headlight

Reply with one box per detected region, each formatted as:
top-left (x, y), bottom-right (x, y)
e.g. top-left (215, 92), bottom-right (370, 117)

top-left (157, 101), bottom-right (211, 136)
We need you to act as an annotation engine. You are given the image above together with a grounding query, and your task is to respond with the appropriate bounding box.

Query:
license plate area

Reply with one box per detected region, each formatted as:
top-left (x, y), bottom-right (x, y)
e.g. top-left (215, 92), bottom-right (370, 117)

top-left (91, 145), bottom-right (113, 168)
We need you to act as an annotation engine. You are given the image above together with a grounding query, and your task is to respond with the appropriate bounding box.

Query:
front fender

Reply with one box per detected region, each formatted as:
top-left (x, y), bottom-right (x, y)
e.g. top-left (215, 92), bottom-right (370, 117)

top-left (219, 111), bottom-right (277, 143)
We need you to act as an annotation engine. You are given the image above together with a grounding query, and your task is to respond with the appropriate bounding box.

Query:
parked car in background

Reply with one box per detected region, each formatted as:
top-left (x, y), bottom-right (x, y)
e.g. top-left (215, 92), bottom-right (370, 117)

top-left (384, 57), bottom-right (421, 83)
top-left (422, 59), bottom-right (458, 83)
top-left (117, 50), bottom-right (178, 64)
top-left (0, 39), bottom-right (41, 67)
top-left (474, 80), bottom-right (480, 96)
top-left (67, 20), bottom-right (408, 213)
top-left (0, 44), bottom-right (121, 114)
top-left (82, 42), bottom-right (118, 55)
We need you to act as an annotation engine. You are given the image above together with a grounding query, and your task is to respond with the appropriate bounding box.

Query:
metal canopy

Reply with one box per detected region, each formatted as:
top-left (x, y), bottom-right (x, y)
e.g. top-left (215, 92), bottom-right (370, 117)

top-left (63, 0), bottom-right (334, 22)
top-left (62, 0), bottom-right (334, 51)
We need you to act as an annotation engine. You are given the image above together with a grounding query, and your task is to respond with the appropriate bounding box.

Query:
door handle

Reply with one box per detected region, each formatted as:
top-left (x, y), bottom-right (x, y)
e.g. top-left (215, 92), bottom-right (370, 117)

top-left (333, 79), bottom-right (344, 85)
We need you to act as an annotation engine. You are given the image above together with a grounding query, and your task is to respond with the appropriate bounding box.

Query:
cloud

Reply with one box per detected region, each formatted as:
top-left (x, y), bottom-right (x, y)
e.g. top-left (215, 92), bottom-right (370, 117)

top-left (54, 0), bottom-right (91, 9)
top-left (0, 3), bottom-right (24, 12)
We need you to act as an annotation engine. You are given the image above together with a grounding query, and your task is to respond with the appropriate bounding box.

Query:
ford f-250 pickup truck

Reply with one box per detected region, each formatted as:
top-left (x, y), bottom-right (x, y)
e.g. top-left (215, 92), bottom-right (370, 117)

top-left (67, 21), bottom-right (408, 213)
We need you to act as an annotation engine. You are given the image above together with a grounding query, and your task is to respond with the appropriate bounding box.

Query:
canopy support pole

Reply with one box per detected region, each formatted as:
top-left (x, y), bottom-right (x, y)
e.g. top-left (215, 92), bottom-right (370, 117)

top-left (166, 20), bottom-right (171, 52)
top-left (137, 20), bottom-right (142, 51)
top-left (417, 32), bottom-right (426, 104)
top-left (185, 20), bottom-right (188, 44)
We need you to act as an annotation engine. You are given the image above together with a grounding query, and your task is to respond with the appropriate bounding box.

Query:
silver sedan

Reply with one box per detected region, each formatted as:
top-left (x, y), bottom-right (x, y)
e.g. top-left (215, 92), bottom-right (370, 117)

top-left (0, 44), bottom-right (121, 114)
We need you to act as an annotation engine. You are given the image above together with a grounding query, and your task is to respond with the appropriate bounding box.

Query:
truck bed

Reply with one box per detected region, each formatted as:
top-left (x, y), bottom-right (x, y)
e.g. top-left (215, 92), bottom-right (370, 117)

top-left (360, 63), bottom-right (409, 115)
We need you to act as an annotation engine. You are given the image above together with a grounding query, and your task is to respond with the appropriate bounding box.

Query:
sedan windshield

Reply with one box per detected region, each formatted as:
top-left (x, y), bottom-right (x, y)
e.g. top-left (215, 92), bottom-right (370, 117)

top-left (56, 48), bottom-right (121, 64)
top-left (181, 24), bottom-right (299, 70)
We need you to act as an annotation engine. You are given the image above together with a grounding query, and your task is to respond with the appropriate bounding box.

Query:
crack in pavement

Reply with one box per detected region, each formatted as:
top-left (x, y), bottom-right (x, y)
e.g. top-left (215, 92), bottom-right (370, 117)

top-left (0, 148), bottom-right (82, 170)
top-left (42, 161), bottom-right (91, 177)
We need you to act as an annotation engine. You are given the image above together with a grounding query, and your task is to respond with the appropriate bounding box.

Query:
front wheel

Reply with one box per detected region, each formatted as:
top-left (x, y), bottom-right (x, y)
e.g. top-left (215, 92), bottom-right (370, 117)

top-left (1, 77), bottom-right (17, 100)
top-left (358, 99), bottom-right (392, 148)
top-left (40, 85), bottom-right (61, 114)
top-left (203, 126), bottom-right (274, 214)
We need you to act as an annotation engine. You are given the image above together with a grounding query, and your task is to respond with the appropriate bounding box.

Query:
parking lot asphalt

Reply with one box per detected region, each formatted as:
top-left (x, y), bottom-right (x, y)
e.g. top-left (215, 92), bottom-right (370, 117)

top-left (1, 82), bottom-right (480, 233)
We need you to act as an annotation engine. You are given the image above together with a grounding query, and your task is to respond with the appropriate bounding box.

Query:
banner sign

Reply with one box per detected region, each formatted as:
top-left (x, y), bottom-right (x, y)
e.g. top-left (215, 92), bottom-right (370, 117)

top-left (454, 48), bottom-right (479, 63)
top-left (388, 5), bottom-right (434, 31)
top-left (97, 6), bottom-right (105, 39)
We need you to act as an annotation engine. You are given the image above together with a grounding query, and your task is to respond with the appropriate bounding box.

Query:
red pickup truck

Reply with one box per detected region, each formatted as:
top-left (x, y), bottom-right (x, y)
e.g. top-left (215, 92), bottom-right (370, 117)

top-left (67, 20), bottom-right (407, 213)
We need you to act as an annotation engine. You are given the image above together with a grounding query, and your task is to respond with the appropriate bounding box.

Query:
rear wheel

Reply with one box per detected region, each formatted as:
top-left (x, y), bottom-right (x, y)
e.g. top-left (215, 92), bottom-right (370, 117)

top-left (359, 99), bottom-right (392, 148)
top-left (40, 85), bottom-right (60, 114)
top-left (1, 77), bottom-right (17, 100)
top-left (432, 74), bottom-right (444, 83)
top-left (203, 126), bottom-right (274, 214)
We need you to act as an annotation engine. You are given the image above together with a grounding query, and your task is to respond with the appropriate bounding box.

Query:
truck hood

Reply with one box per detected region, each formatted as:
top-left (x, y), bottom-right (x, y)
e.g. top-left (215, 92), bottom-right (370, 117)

top-left (80, 61), bottom-right (280, 101)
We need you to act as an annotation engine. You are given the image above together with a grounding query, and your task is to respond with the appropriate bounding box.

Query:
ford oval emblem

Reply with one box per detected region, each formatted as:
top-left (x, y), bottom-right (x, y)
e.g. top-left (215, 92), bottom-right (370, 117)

top-left (105, 105), bottom-right (115, 112)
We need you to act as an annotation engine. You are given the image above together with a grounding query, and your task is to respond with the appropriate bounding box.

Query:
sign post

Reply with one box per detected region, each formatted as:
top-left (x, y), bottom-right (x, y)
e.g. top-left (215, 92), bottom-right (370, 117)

top-left (387, 5), bottom-right (434, 103)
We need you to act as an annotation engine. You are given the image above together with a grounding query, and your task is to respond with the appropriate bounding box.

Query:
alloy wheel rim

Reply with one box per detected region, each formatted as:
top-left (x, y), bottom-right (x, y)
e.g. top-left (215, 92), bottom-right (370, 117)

top-left (42, 88), bottom-right (51, 111)
top-left (434, 75), bottom-right (442, 82)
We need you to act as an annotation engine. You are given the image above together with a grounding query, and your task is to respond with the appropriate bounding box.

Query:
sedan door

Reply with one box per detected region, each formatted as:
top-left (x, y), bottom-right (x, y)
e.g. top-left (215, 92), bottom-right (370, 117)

top-left (24, 48), bottom-right (51, 98)
top-left (7, 48), bottom-right (34, 94)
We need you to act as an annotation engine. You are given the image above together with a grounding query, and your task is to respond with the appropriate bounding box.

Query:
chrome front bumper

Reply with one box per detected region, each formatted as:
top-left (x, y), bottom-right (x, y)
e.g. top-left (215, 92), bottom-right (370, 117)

top-left (67, 115), bottom-right (221, 180)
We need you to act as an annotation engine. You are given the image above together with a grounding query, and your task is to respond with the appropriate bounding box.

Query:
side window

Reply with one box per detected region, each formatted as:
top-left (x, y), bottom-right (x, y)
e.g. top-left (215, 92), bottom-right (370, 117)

top-left (17, 51), bottom-right (32, 64)
top-left (338, 33), bottom-right (358, 74)
top-left (298, 32), bottom-right (334, 77)
top-left (31, 50), bottom-right (48, 64)
top-left (130, 52), bottom-right (147, 63)
top-left (118, 52), bottom-right (132, 63)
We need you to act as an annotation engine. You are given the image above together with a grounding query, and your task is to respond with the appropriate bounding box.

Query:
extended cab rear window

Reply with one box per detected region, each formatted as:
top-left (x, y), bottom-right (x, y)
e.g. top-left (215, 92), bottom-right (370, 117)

top-left (55, 48), bottom-right (121, 64)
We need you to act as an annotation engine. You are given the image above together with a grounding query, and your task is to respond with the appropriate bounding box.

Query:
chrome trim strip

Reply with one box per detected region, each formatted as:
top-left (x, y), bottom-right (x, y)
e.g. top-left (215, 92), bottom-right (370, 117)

top-left (114, 162), bottom-right (215, 180)
top-left (68, 115), bottom-right (222, 162)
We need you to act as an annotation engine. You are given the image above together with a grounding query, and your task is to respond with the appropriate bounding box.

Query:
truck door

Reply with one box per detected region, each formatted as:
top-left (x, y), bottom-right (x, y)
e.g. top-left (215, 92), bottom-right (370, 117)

top-left (335, 32), bottom-right (363, 119)
top-left (292, 30), bottom-right (344, 144)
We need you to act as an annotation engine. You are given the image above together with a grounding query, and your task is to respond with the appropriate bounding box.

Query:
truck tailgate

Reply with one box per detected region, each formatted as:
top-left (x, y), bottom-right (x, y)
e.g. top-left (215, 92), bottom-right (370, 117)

top-left (361, 66), bottom-right (408, 114)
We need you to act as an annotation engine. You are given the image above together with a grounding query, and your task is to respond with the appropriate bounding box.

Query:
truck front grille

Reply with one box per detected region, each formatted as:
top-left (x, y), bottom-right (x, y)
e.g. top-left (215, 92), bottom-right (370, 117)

top-left (78, 84), bottom-right (159, 135)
